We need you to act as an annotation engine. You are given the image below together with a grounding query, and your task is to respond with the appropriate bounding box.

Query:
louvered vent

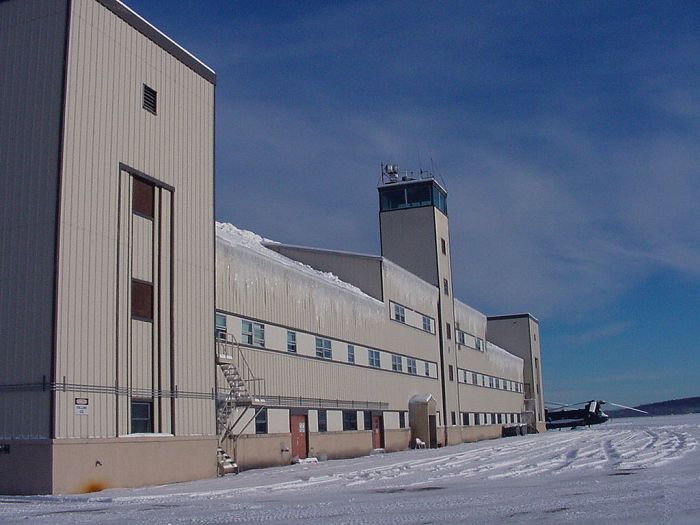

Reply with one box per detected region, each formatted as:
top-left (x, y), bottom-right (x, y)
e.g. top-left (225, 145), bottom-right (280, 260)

top-left (143, 84), bottom-right (157, 115)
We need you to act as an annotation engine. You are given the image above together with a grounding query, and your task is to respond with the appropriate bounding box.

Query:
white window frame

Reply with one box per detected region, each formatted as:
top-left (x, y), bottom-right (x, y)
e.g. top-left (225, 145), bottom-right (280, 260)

top-left (315, 337), bottom-right (332, 359)
top-left (287, 330), bottom-right (297, 353)
top-left (368, 349), bottom-right (381, 368)
top-left (394, 303), bottom-right (406, 323)
top-left (242, 319), bottom-right (265, 347)
top-left (407, 358), bottom-right (417, 375)
top-left (392, 354), bottom-right (403, 372)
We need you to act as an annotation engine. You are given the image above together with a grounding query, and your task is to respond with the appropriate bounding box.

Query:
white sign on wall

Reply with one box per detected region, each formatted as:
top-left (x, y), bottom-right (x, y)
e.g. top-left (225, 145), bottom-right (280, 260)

top-left (74, 398), bottom-right (89, 416)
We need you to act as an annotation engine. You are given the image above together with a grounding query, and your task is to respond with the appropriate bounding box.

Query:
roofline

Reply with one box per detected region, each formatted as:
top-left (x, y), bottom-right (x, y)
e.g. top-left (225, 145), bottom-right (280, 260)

top-left (264, 242), bottom-right (383, 262)
top-left (98, 0), bottom-right (216, 84)
top-left (487, 313), bottom-right (540, 323)
top-left (377, 176), bottom-right (448, 195)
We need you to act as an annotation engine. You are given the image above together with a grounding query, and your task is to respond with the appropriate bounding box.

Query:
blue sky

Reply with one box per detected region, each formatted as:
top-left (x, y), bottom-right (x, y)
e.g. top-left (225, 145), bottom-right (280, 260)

top-left (128, 1), bottom-right (699, 406)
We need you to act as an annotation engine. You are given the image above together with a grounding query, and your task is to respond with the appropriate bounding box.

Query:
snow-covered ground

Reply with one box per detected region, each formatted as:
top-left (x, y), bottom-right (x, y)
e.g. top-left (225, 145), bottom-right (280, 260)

top-left (1, 415), bottom-right (698, 524)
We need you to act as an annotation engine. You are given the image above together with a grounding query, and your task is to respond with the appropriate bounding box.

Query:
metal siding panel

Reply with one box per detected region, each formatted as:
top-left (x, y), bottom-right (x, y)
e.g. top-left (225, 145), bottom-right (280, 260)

top-left (0, 0), bottom-right (68, 439)
top-left (132, 215), bottom-right (153, 282)
top-left (54, 0), bottom-right (215, 439)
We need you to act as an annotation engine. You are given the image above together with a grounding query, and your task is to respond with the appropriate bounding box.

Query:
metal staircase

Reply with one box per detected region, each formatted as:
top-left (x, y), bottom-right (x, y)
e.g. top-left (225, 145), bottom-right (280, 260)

top-left (216, 332), bottom-right (266, 448)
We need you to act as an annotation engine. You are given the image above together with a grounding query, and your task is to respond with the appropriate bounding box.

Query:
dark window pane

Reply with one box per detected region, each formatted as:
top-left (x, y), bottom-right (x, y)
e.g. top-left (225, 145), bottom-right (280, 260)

top-left (133, 178), bottom-right (154, 219)
top-left (364, 411), bottom-right (372, 431)
top-left (405, 184), bottom-right (432, 207)
top-left (255, 408), bottom-right (267, 434)
top-left (131, 400), bottom-right (153, 433)
top-left (318, 410), bottom-right (327, 432)
top-left (343, 410), bottom-right (357, 431)
top-left (379, 188), bottom-right (406, 211)
top-left (132, 280), bottom-right (153, 321)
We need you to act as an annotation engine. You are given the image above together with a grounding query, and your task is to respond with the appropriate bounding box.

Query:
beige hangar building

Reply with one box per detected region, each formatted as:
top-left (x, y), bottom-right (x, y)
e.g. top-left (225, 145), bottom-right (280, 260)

top-left (0, 0), bottom-right (545, 494)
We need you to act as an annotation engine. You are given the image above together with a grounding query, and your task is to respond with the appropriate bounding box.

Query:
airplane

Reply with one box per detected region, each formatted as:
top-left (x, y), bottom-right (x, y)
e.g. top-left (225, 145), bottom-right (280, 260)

top-left (545, 400), bottom-right (648, 430)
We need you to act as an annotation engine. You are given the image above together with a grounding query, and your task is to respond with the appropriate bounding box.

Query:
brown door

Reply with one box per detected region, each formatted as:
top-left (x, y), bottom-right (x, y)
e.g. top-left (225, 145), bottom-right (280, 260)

top-left (371, 415), bottom-right (384, 449)
top-left (428, 415), bottom-right (437, 448)
top-left (290, 414), bottom-right (308, 459)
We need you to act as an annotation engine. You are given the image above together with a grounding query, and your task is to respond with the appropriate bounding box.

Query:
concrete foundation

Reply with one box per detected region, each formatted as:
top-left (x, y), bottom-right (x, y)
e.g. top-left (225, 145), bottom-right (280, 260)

top-left (0, 436), bottom-right (217, 495)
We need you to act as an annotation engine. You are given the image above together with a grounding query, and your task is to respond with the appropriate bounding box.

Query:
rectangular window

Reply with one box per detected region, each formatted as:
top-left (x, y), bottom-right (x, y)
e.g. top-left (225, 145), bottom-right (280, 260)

top-left (407, 358), bottom-right (417, 375)
top-left (462, 412), bottom-right (469, 426)
top-left (287, 331), bottom-right (297, 353)
top-left (132, 177), bottom-right (154, 219)
top-left (215, 312), bottom-right (227, 339)
top-left (495, 378), bottom-right (500, 389)
top-left (441, 237), bottom-right (447, 255)
top-left (422, 315), bottom-right (432, 332)
top-left (131, 400), bottom-right (153, 433)
top-left (392, 354), bottom-right (403, 372)
top-left (451, 411), bottom-right (456, 426)
top-left (475, 338), bottom-right (483, 351)
top-left (393, 303), bottom-right (406, 323)
top-left (318, 410), bottom-right (327, 432)
top-left (143, 83), bottom-right (157, 114)
top-left (425, 362), bottom-right (430, 377)
top-left (368, 349), bottom-right (381, 368)
top-left (457, 330), bottom-right (465, 345)
top-left (488, 376), bottom-right (494, 388)
top-left (399, 411), bottom-right (406, 429)
top-left (446, 323), bottom-right (451, 339)
top-left (255, 408), bottom-right (267, 434)
top-left (448, 365), bottom-right (454, 382)
top-left (242, 320), bottom-right (265, 347)
top-left (472, 372), bottom-right (478, 384)
top-left (443, 278), bottom-right (449, 296)
top-left (315, 337), bottom-right (332, 359)
top-left (131, 279), bottom-right (153, 321)
top-left (474, 413), bottom-right (480, 425)
top-left (342, 410), bottom-right (357, 431)
top-left (364, 411), bottom-right (372, 431)
top-left (347, 344), bottom-right (355, 363)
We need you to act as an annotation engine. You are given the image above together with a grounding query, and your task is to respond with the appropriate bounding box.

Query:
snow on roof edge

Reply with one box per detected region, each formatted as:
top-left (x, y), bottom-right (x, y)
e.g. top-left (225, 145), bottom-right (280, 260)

top-left (215, 222), bottom-right (382, 304)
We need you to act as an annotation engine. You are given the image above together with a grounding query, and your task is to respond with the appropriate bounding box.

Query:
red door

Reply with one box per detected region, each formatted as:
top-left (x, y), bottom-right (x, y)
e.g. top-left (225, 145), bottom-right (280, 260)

top-left (372, 415), bottom-right (384, 449)
top-left (290, 415), bottom-right (308, 459)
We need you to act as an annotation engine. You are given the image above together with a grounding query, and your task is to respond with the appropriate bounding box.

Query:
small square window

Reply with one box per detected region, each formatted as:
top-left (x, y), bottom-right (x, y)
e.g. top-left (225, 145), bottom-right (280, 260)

top-left (315, 337), bottom-right (332, 359)
top-left (242, 320), bottom-right (265, 347)
top-left (342, 410), bottom-right (357, 431)
top-left (287, 331), bottom-right (297, 353)
top-left (368, 349), bottom-right (381, 368)
top-left (131, 280), bottom-right (153, 321)
top-left (143, 84), bottom-right (157, 114)
top-left (407, 358), bottom-right (417, 375)
top-left (131, 400), bottom-right (153, 433)
top-left (255, 408), bottom-right (267, 434)
top-left (364, 411), bottom-right (372, 430)
top-left (215, 313), bottom-right (227, 339)
top-left (393, 304), bottom-right (405, 323)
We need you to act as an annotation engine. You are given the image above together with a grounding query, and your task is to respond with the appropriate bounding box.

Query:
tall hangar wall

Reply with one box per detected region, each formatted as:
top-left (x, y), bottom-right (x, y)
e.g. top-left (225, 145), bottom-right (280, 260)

top-left (0, 0), bottom-right (216, 494)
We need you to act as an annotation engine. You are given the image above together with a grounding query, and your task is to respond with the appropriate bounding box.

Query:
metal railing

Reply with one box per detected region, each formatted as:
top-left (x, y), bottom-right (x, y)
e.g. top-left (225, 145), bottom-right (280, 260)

top-left (216, 332), bottom-right (265, 401)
